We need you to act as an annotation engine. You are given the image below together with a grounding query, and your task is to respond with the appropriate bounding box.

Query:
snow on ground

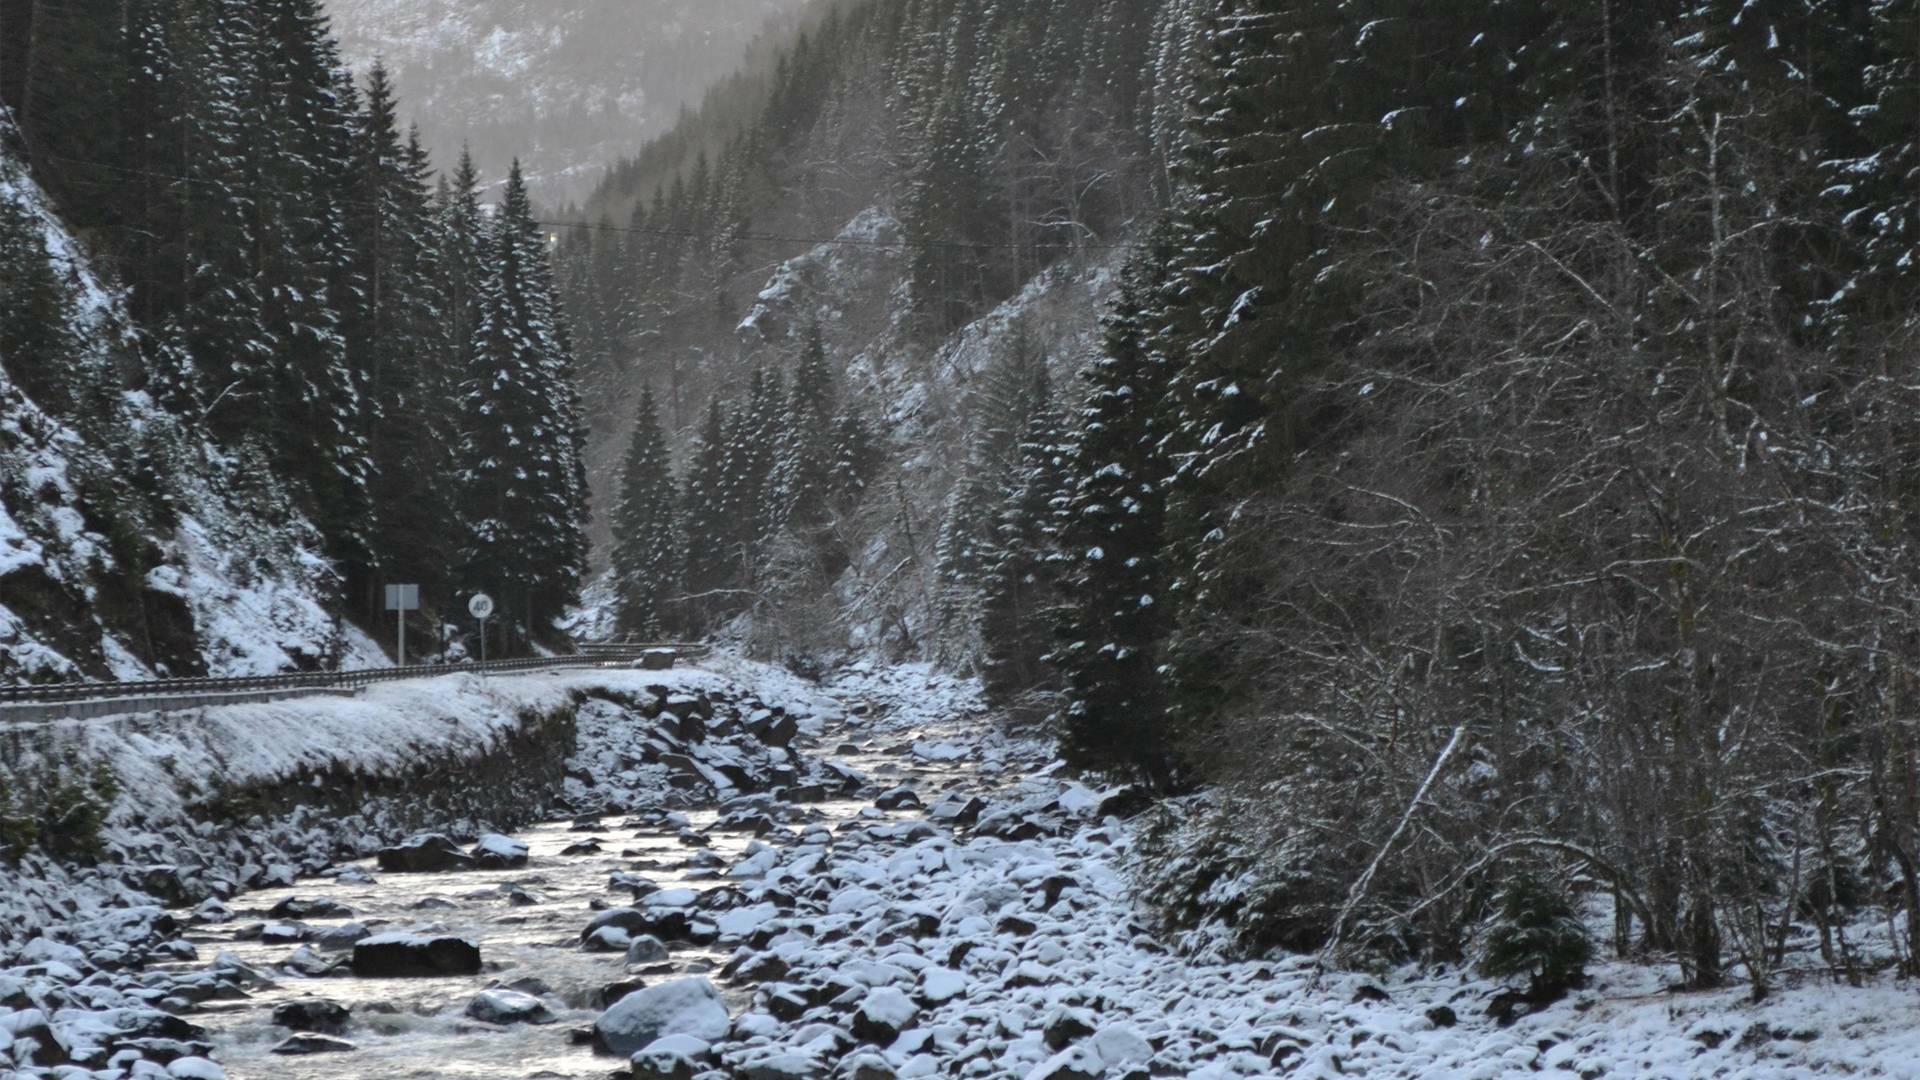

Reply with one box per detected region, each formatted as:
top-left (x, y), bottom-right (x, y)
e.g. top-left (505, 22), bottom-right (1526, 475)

top-left (688, 666), bottom-right (1920, 1080)
top-left (10, 658), bottom-right (1915, 1076)
top-left (0, 659), bottom-right (835, 948)
top-left (0, 135), bottom-right (351, 685)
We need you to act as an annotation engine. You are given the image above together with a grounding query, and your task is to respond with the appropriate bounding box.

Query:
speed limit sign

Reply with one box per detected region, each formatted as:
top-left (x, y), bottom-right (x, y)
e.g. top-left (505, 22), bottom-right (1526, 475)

top-left (468, 593), bottom-right (495, 620)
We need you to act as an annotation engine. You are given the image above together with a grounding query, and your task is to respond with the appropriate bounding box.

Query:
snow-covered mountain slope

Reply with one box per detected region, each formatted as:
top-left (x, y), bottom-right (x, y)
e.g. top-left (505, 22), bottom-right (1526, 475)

top-left (0, 144), bottom-right (374, 683)
top-left (323, 0), bottom-right (813, 202)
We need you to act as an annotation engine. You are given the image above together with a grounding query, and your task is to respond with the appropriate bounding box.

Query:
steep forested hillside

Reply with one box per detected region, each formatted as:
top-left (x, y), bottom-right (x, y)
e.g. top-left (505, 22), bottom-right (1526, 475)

top-left (0, 0), bottom-right (590, 674)
top-left (569, 0), bottom-right (1920, 997)
top-left (558, 0), bottom-right (1191, 661)
top-left (323, 0), bottom-right (815, 202)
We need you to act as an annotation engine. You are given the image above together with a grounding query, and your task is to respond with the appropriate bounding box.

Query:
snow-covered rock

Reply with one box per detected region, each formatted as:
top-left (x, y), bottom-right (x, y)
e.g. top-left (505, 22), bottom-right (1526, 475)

top-left (593, 977), bottom-right (732, 1056)
top-left (464, 988), bottom-right (552, 1025)
top-left (349, 933), bottom-right (480, 977)
top-left (469, 833), bottom-right (529, 869)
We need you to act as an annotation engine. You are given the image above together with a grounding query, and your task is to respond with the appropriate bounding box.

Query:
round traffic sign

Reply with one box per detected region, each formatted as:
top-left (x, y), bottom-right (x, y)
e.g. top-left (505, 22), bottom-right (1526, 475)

top-left (468, 593), bottom-right (496, 620)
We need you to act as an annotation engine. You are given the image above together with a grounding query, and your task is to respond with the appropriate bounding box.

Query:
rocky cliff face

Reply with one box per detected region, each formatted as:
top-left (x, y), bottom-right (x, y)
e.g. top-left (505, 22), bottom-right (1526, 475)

top-left (0, 140), bottom-right (377, 684)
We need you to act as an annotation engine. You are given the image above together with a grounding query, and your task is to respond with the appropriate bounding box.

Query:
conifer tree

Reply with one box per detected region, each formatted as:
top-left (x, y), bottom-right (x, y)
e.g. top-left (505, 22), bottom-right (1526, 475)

top-left (780, 324), bottom-right (839, 533)
top-left (612, 387), bottom-right (680, 637)
top-left (437, 148), bottom-right (487, 394)
top-left (0, 188), bottom-right (79, 415)
top-left (832, 399), bottom-right (879, 511)
top-left (681, 399), bottom-right (734, 631)
top-left (980, 367), bottom-right (1069, 712)
top-left (456, 161), bottom-right (587, 645)
top-left (1054, 244), bottom-right (1175, 788)
top-left (349, 63), bottom-right (452, 604)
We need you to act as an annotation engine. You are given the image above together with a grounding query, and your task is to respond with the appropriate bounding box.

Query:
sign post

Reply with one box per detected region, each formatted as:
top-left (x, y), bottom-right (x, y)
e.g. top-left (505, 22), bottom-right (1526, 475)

top-left (468, 592), bottom-right (495, 669)
top-left (384, 584), bottom-right (420, 667)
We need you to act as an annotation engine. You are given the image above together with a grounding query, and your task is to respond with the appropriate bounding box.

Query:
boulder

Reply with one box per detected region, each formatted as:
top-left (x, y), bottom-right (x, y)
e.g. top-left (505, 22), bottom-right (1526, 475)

top-left (631, 1034), bottom-right (712, 1080)
top-left (258, 921), bottom-right (311, 944)
top-left (271, 999), bottom-right (349, 1035)
top-left (1089, 1025), bottom-right (1153, 1068)
top-left (1043, 1007), bottom-right (1098, 1051)
top-left (267, 897), bottom-right (351, 920)
top-left (918, 967), bottom-right (966, 1005)
top-left (1024, 1045), bottom-right (1101, 1080)
top-left (350, 934), bottom-right (481, 977)
top-left (738, 1051), bottom-right (826, 1079)
top-left (593, 977), bottom-right (731, 1057)
top-left (376, 834), bottom-right (474, 873)
top-left (926, 795), bottom-right (985, 826)
top-left (874, 787), bottom-right (922, 811)
top-left (851, 986), bottom-right (918, 1045)
top-left (470, 833), bottom-right (530, 870)
top-left (270, 1034), bottom-right (356, 1055)
top-left (465, 989), bottom-right (553, 1025)
top-left (1094, 784), bottom-right (1153, 820)
top-left (746, 710), bottom-right (798, 747)
top-left (640, 649), bottom-right (677, 671)
top-left (838, 1053), bottom-right (897, 1080)
top-left (312, 922), bottom-right (370, 951)
top-left (626, 935), bottom-right (670, 964)
top-left (589, 979), bottom-right (648, 1011)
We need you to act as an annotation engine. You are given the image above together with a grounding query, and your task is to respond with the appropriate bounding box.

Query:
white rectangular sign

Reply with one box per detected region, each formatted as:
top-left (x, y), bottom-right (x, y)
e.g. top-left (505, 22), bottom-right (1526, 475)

top-left (384, 584), bottom-right (420, 611)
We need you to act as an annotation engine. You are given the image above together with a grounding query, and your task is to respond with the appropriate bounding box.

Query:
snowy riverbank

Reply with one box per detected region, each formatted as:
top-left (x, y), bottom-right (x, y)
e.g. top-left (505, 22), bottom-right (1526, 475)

top-left (7, 661), bottom-right (1920, 1078)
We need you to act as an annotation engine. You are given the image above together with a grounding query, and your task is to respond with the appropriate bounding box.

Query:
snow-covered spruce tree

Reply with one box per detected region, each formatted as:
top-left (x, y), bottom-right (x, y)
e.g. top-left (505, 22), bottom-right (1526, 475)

top-left (831, 398), bottom-right (880, 513)
top-left (611, 387), bottom-right (680, 638)
top-left (436, 148), bottom-right (488, 408)
top-left (253, 0), bottom-right (372, 574)
top-left (680, 399), bottom-right (734, 633)
top-left (744, 367), bottom-right (792, 556)
top-left (931, 456), bottom-right (998, 665)
top-left (455, 160), bottom-right (587, 646)
top-left (1479, 874), bottom-right (1592, 1005)
top-left (1052, 240), bottom-right (1175, 788)
top-left (780, 323), bottom-right (840, 537)
top-left (979, 367), bottom-right (1069, 719)
top-left (0, 187), bottom-right (80, 416)
top-left (347, 61), bottom-right (455, 610)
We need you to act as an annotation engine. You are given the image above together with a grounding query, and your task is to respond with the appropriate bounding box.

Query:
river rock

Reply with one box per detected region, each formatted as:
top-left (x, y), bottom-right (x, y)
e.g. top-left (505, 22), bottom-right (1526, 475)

top-left (926, 794), bottom-right (986, 826)
top-left (350, 933), bottom-right (481, 977)
top-left (271, 999), bottom-right (349, 1034)
top-left (376, 834), bottom-right (474, 873)
top-left (312, 922), bottom-right (370, 951)
top-left (268, 897), bottom-right (352, 920)
top-left (746, 710), bottom-right (798, 747)
top-left (470, 833), bottom-right (530, 870)
top-left (271, 1034), bottom-right (356, 1055)
top-left (465, 989), bottom-right (553, 1025)
top-left (1043, 1006), bottom-right (1098, 1050)
top-left (850, 986), bottom-right (918, 1045)
top-left (631, 1033), bottom-right (712, 1080)
top-left (626, 934), bottom-right (670, 964)
top-left (593, 977), bottom-right (731, 1056)
top-left (874, 787), bottom-right (922, 811)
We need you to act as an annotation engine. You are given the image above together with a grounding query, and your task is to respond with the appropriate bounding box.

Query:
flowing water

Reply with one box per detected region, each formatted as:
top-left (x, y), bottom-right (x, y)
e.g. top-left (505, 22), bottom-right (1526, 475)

top-left (165, 722), bottom-right (961, 1080)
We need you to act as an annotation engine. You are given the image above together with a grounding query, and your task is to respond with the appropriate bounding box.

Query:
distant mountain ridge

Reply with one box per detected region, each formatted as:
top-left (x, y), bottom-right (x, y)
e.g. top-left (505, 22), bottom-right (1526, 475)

top-left (323, 0), bottom-right (814, 202)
